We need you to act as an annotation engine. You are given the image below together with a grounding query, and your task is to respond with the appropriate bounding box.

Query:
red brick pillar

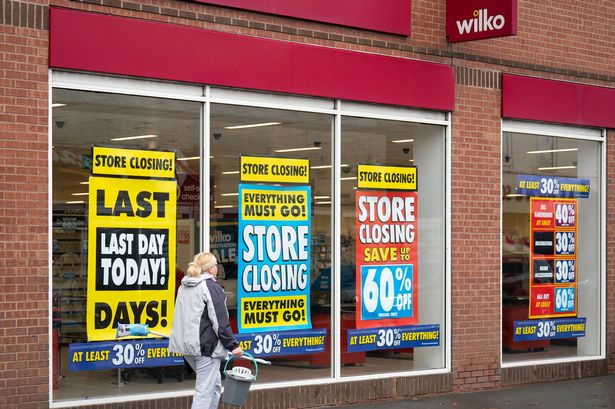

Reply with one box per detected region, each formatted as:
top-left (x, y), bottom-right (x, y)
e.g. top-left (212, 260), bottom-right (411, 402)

top-left (451, 65), bottom-right (502, 391)
top-left (0, 1), bottom-right (50, 407)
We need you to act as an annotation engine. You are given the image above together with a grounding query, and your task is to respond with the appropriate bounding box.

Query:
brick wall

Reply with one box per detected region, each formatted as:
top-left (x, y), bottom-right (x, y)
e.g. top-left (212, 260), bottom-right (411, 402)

top-left (452, 1), bottom-right (615, 80)
top-left (0, 1), bottom-right (49, 408)
top-left (503, 360), bottom-right (608, 386)
top-left (59, 375), bottom-right (452, 409)
top-left (0, 0), bottom-right (614, 407)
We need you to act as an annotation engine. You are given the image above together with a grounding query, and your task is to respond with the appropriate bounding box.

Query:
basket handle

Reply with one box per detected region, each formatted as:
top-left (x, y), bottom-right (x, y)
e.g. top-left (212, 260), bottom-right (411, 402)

top-left (224, 351), bottom-right (259, 380)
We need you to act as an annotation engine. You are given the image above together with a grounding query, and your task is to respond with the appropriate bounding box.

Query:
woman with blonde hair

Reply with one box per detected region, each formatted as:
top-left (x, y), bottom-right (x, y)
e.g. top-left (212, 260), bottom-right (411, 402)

top-left (170, 252), bottom-right (242, 409)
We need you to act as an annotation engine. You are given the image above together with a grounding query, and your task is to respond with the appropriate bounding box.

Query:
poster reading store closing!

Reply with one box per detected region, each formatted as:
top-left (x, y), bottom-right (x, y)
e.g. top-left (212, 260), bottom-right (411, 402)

top-left (238, 156), bottom-right (312, 333)
top-left (87, 147), bottom-right (176, 341)
top-left (355, 164), bottom-right (418, 329)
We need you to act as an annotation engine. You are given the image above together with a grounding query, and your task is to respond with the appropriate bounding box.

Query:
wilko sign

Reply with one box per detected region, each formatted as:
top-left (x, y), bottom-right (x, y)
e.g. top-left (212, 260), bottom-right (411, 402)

top-left (446, 0), bottom-right (517, 43)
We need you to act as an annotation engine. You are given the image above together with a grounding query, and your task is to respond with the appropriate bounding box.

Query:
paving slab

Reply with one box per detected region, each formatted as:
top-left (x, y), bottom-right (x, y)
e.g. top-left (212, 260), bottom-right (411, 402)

top-left (318, 375), bottom-right (615, 409)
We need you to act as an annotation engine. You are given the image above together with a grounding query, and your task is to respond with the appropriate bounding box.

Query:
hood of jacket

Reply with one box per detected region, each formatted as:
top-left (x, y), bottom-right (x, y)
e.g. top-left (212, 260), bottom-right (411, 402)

top-left (169, 271), bottom-right (236, 358)
top-left (181, 273), bottom-right (214, 287)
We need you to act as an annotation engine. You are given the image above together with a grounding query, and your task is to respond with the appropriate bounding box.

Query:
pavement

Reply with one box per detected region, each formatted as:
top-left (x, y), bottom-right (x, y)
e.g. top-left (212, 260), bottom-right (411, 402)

top-left (318, 374), bottom-right (615, 409)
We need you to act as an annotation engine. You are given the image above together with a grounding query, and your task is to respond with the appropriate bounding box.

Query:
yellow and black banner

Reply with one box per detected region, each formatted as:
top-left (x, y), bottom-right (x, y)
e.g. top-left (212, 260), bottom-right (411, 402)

top-left (240, 187), bottom-right (309, 221)
top-left (240, 155), bottom-right (310, 184)
top-left (87, 147), bottom-right (176, 341)
top-left (92, 146), bottom-right (175, 179)
top-left (357, 164), bottom-right (417, 191)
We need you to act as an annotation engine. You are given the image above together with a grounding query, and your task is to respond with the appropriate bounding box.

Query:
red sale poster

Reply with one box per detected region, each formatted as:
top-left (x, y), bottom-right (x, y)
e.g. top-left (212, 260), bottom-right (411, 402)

top-left (529, 197), bottom-right (578, 318)
top-left (355, 190), bottom-right (419, 329)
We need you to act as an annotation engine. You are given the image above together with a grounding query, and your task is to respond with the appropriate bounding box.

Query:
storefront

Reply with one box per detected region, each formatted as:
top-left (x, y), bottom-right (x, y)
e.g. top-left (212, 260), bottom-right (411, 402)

top-left (1, 0), bottom-right (615, 408)
top-left (500, 75), bottom-right (611, 371)
top-left (47, 6), bottom-right (453, 406)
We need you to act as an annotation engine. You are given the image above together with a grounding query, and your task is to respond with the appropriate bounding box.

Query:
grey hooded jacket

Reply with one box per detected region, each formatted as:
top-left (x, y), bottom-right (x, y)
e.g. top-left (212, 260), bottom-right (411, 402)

top-left (169, 273), bottom-right (239, 358)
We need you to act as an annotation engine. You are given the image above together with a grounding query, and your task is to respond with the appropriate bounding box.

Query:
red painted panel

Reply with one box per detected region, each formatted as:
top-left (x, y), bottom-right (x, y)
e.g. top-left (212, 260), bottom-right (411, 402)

top-left (446, 0), bottom-right (517, 43)
top-left (502, 74), bottom-right (615, 128)
top-left (49, 9), bottom-right (454, 112)
top-left (193, 0), bottom-right (410, 36)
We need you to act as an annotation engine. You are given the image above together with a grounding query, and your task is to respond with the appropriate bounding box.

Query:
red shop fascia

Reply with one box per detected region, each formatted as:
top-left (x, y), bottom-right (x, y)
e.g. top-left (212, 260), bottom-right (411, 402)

top-left (49, 4), bottom-right (454, 113)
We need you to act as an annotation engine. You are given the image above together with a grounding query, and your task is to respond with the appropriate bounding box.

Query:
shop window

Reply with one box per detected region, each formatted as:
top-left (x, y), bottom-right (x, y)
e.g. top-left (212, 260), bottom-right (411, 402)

top-left (339, 117), bottom-right (447, 375)
top-left (501, 126), bottom-right (602, 363)
top-left (52, 89), bottom-right (201, 401)
top-left (210, 104), bottom-right (334, 381)
top-left (51, 79), bottom-right (450, 404)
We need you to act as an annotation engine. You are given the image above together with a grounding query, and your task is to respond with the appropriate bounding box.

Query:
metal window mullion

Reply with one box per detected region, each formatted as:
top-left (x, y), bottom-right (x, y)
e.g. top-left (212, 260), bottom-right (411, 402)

top-left (208, 98), bottom-right (336, 116)
top-left (48, 69), bottom-right (55, 405)
top-left (50, 71), bottom-right (205, 102)
top-left (502, 120), bottom-right (603, 141)
top-left (445, 112), bottom-right (452, 371)
top-left (600, 128), bottom-right (607, 358)
top-left (338, 110), bottom-right (448, 126)
top-left (332, 101), bottom-right (342, 380)
top-left (202, 86), bottom-right (211, 252)
top-left (499, 118), bottom-right (504, 366)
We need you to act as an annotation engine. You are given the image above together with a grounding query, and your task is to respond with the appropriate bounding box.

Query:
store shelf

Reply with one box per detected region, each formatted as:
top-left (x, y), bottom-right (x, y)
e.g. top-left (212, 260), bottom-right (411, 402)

top-left (52, 224), bottom-right (88, 343)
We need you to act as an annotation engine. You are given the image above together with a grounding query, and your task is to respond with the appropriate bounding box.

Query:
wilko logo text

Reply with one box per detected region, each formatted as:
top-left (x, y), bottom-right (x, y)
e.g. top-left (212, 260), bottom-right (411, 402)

top-left (456, 9), bottom-right (505, 35)
top-left (446, 0), bottom-right (517, 43)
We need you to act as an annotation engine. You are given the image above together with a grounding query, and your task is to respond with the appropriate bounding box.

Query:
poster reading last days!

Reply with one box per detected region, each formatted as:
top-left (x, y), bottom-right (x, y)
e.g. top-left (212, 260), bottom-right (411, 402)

top-left (529, 197), bottom-right (578, 319)
top-left (87, 147), bottom-right (176, 341)
top-left (355, 164), bottom-right (418, 329)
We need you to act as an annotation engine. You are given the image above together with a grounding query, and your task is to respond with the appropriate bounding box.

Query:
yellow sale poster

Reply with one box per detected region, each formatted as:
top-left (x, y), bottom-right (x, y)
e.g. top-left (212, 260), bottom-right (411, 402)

top-left (87, 147), bottom-right (176, 341)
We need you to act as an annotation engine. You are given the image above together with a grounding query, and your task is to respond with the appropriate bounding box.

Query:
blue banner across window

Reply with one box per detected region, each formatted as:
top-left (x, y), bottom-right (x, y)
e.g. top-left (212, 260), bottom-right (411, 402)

top-left (68, 339), bottom-right (183, 371)
top-left (347, 324), bottom-right (439, 352)
top-left (235, 329), bottom-right (327, 357)
top-left (513, 317), bottom-right (586, 341)
top-left (516, 175), bottom-right (590, 198)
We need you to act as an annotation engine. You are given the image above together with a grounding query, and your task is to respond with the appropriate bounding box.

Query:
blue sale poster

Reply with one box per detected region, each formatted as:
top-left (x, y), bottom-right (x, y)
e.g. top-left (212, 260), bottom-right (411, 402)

top-left (237, 183), bottom-right (312, 333)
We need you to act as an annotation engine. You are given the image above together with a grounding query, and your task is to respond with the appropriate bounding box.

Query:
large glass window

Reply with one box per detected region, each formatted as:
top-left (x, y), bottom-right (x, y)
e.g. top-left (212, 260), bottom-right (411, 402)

top-left (52, 89), bottom-right (201, 401)
top-left (501, 125), bottom-right (602, 364)
top-left (51, 77), bottom-right (450, 405)
top-left (339, 117), bottom-right (447, 375)
top-left (209, 103), bottom-right (334, 382)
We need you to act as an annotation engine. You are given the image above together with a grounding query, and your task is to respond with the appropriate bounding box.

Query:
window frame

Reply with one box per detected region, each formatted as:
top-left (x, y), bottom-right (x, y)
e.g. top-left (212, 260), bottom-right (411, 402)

top-left (500, 119), bottom-right (607, 369)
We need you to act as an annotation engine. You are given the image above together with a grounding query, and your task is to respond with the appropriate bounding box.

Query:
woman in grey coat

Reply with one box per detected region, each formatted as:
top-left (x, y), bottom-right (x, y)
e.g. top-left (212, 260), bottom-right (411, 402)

top-left (170, 252), bottom-right (243, 409)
